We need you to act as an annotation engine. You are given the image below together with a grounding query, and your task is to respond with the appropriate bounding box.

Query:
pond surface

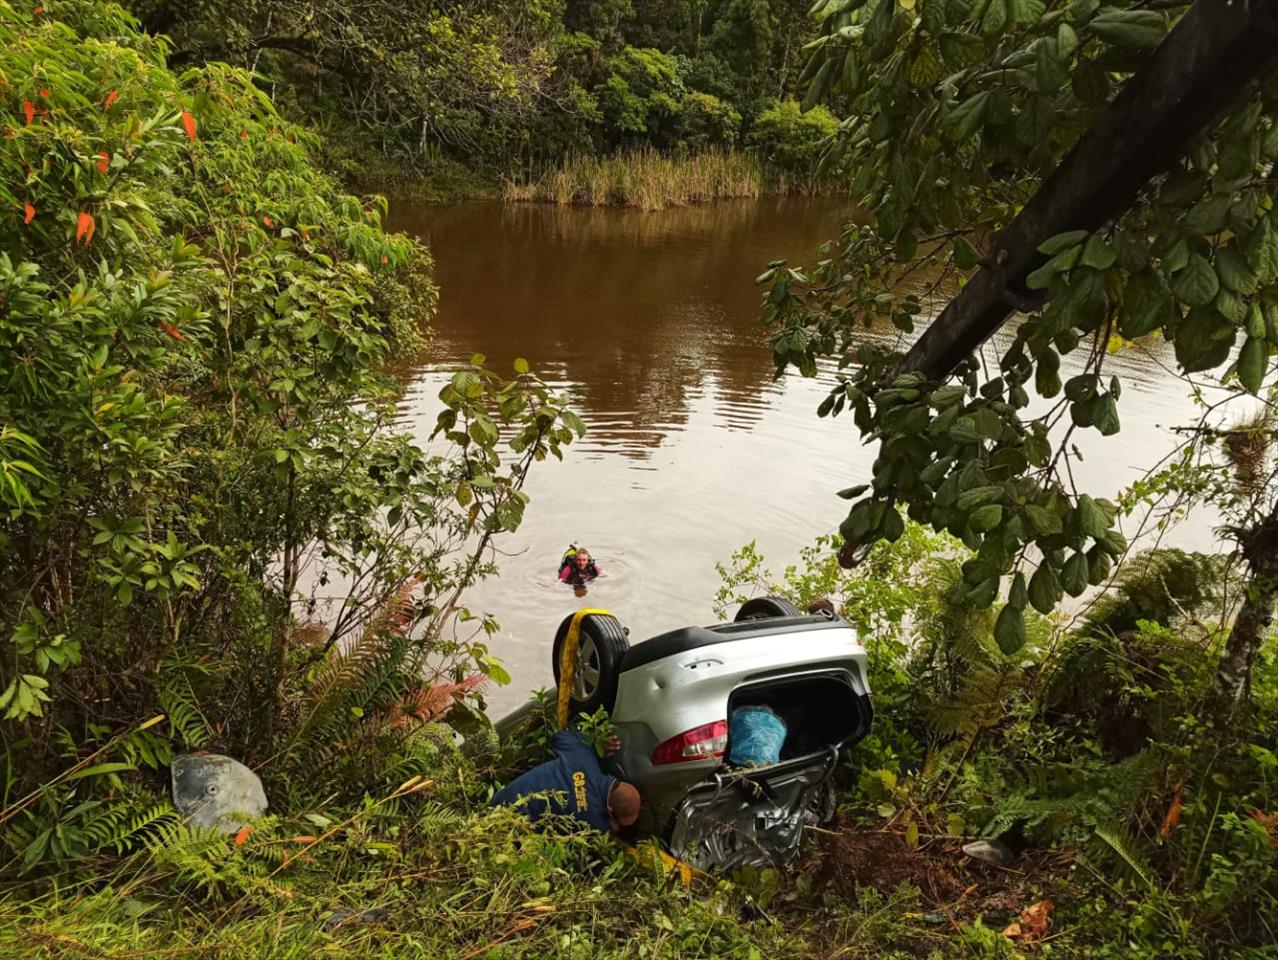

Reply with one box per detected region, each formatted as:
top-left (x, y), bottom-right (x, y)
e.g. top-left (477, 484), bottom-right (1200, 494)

top-left (387, 197), bottom-right (1220, 715)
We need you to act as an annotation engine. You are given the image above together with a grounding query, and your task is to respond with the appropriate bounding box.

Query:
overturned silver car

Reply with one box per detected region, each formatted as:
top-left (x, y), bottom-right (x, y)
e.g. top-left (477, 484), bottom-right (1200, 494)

top-left (549, 597), bottom-right (873, 871)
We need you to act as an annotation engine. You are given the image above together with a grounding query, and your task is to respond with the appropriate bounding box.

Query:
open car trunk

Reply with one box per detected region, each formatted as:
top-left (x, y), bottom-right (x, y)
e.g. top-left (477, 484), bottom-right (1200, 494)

top-left (667, 670), bottom-right (872, 871)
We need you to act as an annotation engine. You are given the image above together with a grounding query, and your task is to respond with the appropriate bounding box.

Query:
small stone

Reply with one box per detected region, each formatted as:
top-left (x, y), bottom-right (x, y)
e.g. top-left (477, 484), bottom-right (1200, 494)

top-left (961, 838), bottom-right (1015, 867)
top-left (171, 753), bottom-right (267, 833)
top-left (325, 906), bottom-right (389, 928)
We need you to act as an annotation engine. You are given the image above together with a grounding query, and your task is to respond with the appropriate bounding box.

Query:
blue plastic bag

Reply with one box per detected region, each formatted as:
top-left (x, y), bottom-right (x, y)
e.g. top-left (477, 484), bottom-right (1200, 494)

top-left (728, 706), bottom-right (787, 767)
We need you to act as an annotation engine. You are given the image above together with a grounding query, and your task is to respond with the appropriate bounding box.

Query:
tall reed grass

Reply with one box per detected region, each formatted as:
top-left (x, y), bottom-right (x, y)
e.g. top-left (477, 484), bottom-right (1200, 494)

top-left (505, 149), bottom-right (763, 210)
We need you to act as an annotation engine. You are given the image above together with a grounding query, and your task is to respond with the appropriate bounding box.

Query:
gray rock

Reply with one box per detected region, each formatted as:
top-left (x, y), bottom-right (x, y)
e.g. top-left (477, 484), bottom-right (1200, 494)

top-left (325, 906), bottom-right (390, 929)
top-left (171, 753), bottom-right (267, 833)
top-left (961, 838), bottom-right (1015, 867)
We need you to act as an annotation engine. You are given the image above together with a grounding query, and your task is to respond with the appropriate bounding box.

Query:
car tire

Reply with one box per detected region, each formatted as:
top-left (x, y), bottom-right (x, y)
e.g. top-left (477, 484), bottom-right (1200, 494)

top-left (551, 612), bottom-right (629, 717)
top-left (733, 595), bottom-right (802, 622)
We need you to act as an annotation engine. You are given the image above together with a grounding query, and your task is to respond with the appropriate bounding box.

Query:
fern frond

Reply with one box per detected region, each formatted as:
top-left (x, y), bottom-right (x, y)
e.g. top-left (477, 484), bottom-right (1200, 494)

top-left (1092, 824), bottom-right (1156, 890)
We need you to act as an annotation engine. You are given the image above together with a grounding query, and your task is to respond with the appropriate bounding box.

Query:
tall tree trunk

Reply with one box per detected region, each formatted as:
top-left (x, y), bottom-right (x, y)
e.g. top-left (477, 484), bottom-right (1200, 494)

top-left (1210, 510), bottom-right (1278, 719)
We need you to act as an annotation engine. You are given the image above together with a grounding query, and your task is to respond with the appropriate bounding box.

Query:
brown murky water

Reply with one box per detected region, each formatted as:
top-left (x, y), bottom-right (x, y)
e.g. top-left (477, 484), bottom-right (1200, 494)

top-left (387, 198), bottom-right (1222, 714)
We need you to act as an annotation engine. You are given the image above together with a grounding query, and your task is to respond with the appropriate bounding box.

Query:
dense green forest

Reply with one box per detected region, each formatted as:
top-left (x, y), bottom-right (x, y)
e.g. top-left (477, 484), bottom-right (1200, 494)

top-left (122, 0), bottom-right (842, 199)
top-left (1, 1), bottom-right (1277, 958)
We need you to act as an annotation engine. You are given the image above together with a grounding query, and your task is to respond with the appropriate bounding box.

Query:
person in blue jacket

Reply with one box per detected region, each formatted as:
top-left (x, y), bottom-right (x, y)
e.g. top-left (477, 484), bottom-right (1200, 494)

top-left (492, 729), bottom-right (641, 834)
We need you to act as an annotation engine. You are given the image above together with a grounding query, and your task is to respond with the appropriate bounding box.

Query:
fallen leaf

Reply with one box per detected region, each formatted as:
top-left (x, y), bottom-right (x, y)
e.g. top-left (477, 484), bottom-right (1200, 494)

top-left (22, 100), bottom-right (33, 125)
top-left (75, 211), bottom-right (95, 244)
top-left (159, 322), bottom-right (186, 342)
top-left (96, 150), bottom-right (110, 175)
top-left (1001, 921), bottom-right (1022, 939)
top-left (22, 203), bottom-right (34, 224)
top-left (1250, 809), bottom-right (1278, 848)
top-left (1159, 782), bottom-right (1184, 839)
top-left (1020, 899), bottom-right (1052, 939)
top-left (234, 826), bottom-right (252, 846)
top-left (180, 110), bottom-right (197, 141)
top-left (104, 90), bottom-right (118, 110)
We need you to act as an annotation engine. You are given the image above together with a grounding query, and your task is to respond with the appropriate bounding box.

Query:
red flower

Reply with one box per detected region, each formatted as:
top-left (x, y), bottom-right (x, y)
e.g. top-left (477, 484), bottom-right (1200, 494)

top-left (96, 150), bottom-right (110, 175)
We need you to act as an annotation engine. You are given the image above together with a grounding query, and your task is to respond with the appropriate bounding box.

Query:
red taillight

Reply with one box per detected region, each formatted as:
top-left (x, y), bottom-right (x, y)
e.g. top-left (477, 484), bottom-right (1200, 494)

top-left (651, 720), bottom-right (728, 765)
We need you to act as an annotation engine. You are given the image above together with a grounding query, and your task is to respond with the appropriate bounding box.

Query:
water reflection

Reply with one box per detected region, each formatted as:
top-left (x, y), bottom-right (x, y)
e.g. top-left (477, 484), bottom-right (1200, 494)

top-left (388, 198), bottom-right (859, 459)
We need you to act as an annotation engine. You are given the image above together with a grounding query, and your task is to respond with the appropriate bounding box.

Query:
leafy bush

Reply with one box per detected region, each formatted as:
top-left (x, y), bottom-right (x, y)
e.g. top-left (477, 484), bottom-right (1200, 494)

top-left (747, 99), bottom-right (839, 183)
top-left (0, 1), bottom-right (582, 874)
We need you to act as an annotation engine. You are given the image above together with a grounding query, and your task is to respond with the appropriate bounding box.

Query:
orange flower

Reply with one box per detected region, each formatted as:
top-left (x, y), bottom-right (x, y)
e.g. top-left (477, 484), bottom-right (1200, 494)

top-left (160, 322), bottom-right (186, 342)
top-left (96, 150), bottom-right (109, 175)
top-left (21, 203), bottom-right (34, 224)
top-left (75, 211), bottom-right (95, 244)
top-left (22, 100), bottom-right (33, 125)
top-left (180, 110), bottom-right (196, 142)
top-left (104, 90), bottom-right (118, 110)
top-left (234, 826), bottom-right (252, 846)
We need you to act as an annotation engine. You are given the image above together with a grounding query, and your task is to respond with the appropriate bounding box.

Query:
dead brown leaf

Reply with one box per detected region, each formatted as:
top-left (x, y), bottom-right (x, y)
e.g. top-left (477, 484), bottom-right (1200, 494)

top-left (1003, 899), bottom-right (1052, 947)
top-left (1159, 782), bottom-right (1184, 839)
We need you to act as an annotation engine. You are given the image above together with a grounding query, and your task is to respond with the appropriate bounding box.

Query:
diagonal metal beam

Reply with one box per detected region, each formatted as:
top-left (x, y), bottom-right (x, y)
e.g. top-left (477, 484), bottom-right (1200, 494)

top-left (898, 0), bottom-right (1278, 381)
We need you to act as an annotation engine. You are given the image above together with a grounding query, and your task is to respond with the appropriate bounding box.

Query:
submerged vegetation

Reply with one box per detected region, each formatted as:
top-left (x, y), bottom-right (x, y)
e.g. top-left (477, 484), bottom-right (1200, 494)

top-left (504, 149), bottom-right (762, 210)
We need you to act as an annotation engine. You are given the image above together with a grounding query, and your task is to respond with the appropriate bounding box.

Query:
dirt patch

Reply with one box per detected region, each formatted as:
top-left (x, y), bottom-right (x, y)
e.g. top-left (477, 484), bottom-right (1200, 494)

top-left (800, 815), bottom-right (1073, 924)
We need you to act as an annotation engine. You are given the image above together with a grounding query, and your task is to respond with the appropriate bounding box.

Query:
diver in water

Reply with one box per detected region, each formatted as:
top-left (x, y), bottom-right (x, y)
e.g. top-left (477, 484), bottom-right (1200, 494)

top-left (558, 546), bottom-right (601, 589)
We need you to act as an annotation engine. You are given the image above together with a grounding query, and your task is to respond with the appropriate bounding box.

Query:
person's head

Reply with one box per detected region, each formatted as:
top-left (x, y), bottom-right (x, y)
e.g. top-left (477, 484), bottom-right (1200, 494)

top-left (807, 597), bottom-right (836, 616)
top-left (573, 549), bottom-right (591, 570)
top-left (573, 584), bottom-right (588, 598)
top-left (607, 781), bottom-right (641, 833)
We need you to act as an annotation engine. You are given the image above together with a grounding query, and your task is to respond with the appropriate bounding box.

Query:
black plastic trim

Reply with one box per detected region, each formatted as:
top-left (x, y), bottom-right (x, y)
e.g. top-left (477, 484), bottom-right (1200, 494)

top-left (619, 615), bottom-right (848, 673)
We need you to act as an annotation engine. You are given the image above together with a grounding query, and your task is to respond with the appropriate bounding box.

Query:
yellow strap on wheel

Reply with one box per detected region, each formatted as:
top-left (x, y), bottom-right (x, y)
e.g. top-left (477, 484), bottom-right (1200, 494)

top-left (557, 611), bottom-right (707, 888)
top-left (615, 838), bottom-right (706, 888)
top-left (556, 608), bottom-right (614, 730)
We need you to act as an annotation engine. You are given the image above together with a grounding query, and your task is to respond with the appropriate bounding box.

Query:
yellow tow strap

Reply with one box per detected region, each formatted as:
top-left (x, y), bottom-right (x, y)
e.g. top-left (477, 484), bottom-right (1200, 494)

top-left (554, 608), bottom-right (706, 888)
top-left (556, 608), bottom-right (613, 729)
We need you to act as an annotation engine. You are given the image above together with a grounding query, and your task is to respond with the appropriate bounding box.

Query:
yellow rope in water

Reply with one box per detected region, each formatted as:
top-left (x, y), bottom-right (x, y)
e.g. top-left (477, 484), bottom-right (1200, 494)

top-left (555, 608), bottom-right (613, 730)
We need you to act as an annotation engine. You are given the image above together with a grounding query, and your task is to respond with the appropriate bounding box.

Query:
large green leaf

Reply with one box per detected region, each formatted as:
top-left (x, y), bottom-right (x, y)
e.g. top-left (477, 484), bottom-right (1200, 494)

top-left (1173, 308), bottom-right (1236, 373)
top-left (1090, 10), bottom-right (1165, 49)
top-left (994, 603), bottom-right (1027, 654)
top-left (1238, 336), bottom-right (1268, 395)
top-left (1172, 253), bottom-right (1220, 308)
top-left (1119, 268), bottom-right (1175, 338)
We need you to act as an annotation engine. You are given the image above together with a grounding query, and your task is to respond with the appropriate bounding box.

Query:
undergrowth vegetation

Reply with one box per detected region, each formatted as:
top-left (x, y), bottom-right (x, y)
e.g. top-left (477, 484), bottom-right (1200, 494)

top-left (716, 528), bottom-right (1277, 957)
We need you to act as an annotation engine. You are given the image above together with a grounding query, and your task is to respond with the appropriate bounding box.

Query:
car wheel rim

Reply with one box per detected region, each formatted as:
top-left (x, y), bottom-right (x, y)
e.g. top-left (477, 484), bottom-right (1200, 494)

top-left (572, 635), bottom-right (600, 701)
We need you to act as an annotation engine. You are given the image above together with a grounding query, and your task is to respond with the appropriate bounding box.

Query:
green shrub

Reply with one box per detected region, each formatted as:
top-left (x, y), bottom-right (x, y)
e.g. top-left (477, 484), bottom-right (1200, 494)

top-left (748, 99), bottom-right (839, 183)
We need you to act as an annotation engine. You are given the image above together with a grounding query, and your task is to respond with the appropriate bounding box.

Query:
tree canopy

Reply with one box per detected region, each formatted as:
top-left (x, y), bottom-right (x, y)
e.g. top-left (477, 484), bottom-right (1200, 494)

top-left (764, 0), bottom-right (1278, 698)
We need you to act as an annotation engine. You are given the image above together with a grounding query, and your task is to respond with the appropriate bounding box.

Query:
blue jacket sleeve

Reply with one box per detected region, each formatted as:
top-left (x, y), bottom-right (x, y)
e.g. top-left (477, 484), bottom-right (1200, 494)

top-left (550, 730), bottom-right (601, 771)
